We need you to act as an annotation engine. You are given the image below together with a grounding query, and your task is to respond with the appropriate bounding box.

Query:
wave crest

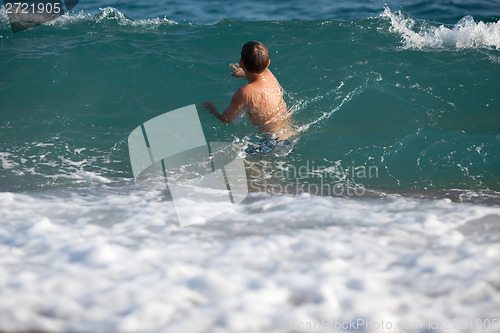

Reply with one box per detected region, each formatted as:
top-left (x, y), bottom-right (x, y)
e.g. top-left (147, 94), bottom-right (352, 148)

top-left (95, 7), bottom-right (177, 27)
top-left (382, 8), bottom-right (500, 50)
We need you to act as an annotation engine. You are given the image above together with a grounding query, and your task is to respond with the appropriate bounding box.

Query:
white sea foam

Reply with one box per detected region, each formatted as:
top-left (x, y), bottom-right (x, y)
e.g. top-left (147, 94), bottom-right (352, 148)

top-left (0, 152), bottom-right (18, 169)
top-left (50, 7), bottom-right (178, 28)
top-left (382, 8), bottom-right (500, 50)
top-left (1, 187), bottom-right (500, 332)
top-left (96, 7), bottom-right (178, 27)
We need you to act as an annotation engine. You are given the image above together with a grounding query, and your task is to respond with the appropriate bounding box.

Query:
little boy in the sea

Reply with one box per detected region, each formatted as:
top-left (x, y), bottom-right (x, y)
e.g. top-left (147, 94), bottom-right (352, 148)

top-left (202, 41), bottom-right (294, 153)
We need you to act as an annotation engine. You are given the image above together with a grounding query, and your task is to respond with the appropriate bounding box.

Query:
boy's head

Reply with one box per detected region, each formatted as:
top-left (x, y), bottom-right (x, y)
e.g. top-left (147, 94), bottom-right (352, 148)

top-left (240, 41), bottom-right (270, 74)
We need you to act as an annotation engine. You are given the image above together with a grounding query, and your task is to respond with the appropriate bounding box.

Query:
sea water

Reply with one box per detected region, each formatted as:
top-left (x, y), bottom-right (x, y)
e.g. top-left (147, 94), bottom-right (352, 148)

top-left (1, 0), bottom-right (500, 332)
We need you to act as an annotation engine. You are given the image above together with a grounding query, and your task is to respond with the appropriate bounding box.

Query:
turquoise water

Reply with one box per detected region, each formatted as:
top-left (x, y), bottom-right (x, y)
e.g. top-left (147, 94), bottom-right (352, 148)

top-left (1, 3), bottom-right (500, 331)
top-left (1, 6), bottom-right (499, 195)
top-left (78, 0), bottom-right (500, 24)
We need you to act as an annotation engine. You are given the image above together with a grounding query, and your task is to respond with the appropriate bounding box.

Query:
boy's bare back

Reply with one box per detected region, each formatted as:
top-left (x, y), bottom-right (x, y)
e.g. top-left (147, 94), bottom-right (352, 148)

top-left (202, 41), bottom-right (294, 140)
top-left (237, 67), bottom-right (292, 139)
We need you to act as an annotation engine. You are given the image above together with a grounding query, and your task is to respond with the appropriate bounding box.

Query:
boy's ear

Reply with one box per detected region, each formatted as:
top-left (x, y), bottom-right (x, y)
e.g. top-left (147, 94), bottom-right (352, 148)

top-left (266, 59), bottom-right (270, 68)
top-left (239, 59), bottom-right (244, 69)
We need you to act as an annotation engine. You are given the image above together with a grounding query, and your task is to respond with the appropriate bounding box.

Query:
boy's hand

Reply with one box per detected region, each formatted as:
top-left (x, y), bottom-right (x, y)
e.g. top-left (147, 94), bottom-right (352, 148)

top-left (201, 101), bottom-right (217, 114)
top-left (229, 63), bottom-right (245, 78)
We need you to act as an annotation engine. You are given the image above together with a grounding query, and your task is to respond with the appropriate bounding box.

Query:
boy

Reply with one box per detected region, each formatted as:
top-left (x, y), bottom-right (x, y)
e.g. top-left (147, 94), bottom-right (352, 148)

top-left (201, 41), bottom-right (294, 150)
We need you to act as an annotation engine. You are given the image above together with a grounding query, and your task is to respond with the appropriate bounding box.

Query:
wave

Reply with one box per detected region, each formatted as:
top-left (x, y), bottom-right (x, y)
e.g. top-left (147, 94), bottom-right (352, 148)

top-left (1, 6), bottom-right (499, 193)
top-left (381, 7), bottom-right (500, 50)
top-left (2, 5), bottom-right (500, 52)
top-left (0, 6), bottom-right (178, 32)
top-left (89, 7), bottom-right (178, 27)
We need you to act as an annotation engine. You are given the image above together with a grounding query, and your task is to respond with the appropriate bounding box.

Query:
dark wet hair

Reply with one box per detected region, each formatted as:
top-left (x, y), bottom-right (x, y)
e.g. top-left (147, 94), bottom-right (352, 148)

top-left (241, 41), bottom-right (269, 74)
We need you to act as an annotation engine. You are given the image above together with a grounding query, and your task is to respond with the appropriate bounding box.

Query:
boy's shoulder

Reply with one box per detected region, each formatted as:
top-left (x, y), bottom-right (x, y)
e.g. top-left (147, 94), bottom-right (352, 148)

top-left (237, 84), bottom-right (253, 99)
